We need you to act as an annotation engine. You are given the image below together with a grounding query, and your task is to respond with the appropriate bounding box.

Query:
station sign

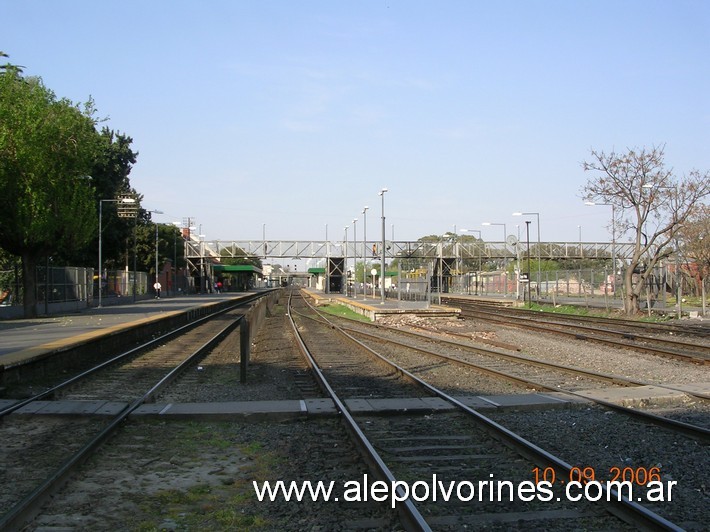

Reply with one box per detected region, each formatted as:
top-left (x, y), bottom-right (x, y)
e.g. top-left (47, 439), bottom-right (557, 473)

top-left (117, 194), bottom-right (138, 218)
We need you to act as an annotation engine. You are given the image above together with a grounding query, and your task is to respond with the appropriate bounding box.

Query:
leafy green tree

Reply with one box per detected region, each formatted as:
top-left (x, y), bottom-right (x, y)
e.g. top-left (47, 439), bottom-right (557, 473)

top-left (132, 220), bottom-right (186, 279)
top-left (67, 128), bottom-right (140, 268)
top-left (0, 71), bottom-right (100, 317)
top-left (0, 51), bottom-right (24, 74)
top-left (219, 246), bottom-right (262, 268)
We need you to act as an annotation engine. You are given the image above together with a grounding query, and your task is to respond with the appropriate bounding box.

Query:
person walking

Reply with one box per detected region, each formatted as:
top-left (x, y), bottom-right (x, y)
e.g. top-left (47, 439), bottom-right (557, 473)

top-left (153, 281), bottom-right (162, 299)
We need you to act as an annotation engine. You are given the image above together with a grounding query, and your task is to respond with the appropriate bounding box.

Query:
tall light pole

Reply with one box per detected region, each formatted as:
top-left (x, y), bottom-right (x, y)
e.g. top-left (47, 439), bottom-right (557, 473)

top-left (352, 218), bottom-right (358, 298)
top-left (325, 223), bottom-right (329, 293)
top-left (525, 221), bottom-right (532, 308)
top-left (344, 225), bottom-right (349, 295)
top-left (513, 212), bottom-right (541, 303)
top-left (147, 209), bottom-right (164, 297)
top-left (98, 196), bottom-right (136, 308)
top-left (362, 206), bottom-right (369, 299)
top-left (262, 223), bottom-right (266, 259)
top-left (379, 187), bottom-right (388, 303)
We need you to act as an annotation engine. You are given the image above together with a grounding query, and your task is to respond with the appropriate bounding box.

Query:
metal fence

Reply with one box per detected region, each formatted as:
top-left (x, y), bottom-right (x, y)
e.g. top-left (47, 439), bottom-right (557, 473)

top-left (101, 270), bottom-right (149, 298)
top-left (0, 266), bottom-right (150, 310)
top-left (39, 266), bottom-right (94, 304)
top-left (441, 266), bottom-right (704, 312)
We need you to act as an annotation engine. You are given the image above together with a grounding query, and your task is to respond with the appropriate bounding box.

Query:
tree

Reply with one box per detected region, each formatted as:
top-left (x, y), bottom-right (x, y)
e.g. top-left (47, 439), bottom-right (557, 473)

top-left (581, 146), bottom-right (710, 315)
top-left (679, 204), bottom-right (710, 314)
top-left (0, 71), bottom-right (101, 317)
top-left (0, 51), bottom-right (24, 74)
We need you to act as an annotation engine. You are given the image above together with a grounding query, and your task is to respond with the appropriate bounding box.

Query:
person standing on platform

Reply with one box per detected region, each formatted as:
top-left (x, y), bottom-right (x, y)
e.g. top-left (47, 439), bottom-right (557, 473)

top-left (153, 281), bottom-right (162, 299)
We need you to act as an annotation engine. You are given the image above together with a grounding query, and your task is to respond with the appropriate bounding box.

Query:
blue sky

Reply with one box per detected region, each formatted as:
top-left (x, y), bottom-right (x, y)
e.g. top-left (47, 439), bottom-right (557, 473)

top-left (4, 0), bottom-right (709, 244)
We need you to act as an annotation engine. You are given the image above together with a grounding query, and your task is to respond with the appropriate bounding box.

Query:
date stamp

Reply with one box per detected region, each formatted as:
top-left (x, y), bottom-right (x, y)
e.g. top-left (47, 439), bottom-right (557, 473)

top-left (532, 465), bottom-right (663, 485)
top-left (531, 465), bottom-right (676, 502)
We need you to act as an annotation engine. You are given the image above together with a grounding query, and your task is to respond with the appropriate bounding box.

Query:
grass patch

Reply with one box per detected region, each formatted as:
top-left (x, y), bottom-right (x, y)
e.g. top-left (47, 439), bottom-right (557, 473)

top-left (521, 302), bottom-right (675, 322)
top-left (128, 424), bottom-right (284, 531)
top-left (523, 302), bottom-right (608, 317)
top-left (319, 304), bottom-right (372, 322)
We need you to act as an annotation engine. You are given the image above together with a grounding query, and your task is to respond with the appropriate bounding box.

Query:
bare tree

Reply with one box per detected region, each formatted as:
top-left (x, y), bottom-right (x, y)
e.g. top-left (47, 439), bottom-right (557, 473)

top-left (581, 145), bottom-right (710, 315)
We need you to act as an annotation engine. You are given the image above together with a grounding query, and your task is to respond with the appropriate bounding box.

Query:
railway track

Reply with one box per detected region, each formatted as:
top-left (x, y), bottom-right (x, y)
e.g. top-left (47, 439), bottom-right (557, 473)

top-left (444, 298), bottom-right (710, 337)
top-left (441, 297), bottom-right (710, 365)
top-left (0, 294), bottom-right (267, 531)
top-left (3, 288), bottom-right (706, 529)
top-left (289, 291), bottom-right (690, 530)
top-left (313, 310), bottom-right (710, 434)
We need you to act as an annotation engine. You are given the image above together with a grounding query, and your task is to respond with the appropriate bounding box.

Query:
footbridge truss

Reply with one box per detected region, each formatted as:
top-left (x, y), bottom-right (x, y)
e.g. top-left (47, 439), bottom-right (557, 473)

top-left (198, 240), bottom-right (636, 262)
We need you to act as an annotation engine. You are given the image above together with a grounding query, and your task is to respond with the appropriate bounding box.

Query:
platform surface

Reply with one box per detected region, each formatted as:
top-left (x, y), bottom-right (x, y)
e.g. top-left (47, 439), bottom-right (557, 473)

top-left (0, 294), bottom-right (244, 366)
top-left (301, 288), bottom-right (460, 319)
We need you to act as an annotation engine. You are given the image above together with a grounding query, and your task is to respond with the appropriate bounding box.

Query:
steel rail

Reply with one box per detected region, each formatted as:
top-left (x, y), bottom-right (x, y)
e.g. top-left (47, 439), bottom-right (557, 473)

top-left (286, 291), bottom-right (432, 532)
top-left (444, 297), bottom-right (710, 338)
top-left (341, 323), bottom-right (710, 442)
top-left (455, 305), bottom-right (709, 364)
top-left (0, 293), bottom-right (265, 419)
top-left (347, 319), bottom-right (710, 401)
top-left (296, 292), bottom-right (684, 531)
top-left (0, 300), bottom-right (255, 531)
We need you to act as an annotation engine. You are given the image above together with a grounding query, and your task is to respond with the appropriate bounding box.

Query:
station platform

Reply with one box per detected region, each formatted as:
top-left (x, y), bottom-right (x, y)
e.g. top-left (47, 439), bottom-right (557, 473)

top-left (0, 294), bottom-right (246, 372)
top-left (301, 288), bottom-right (460, 320)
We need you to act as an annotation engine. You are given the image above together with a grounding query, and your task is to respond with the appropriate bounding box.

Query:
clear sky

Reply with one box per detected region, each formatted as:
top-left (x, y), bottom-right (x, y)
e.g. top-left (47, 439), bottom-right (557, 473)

top-left (4, 0), bottom-right (709, 245)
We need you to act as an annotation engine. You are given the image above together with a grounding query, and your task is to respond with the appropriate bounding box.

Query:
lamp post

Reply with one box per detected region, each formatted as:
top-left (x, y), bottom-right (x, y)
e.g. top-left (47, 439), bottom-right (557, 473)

top-left (172, 222), bottom-right (181, 296)
top-left (352, 218), bottom-right (358, 298)
top-left (379, 188), bottom-right (388, 303)
top-left (146, 209), bottom-right (164, 297)
top-left (362, 206), bottom-right (369, 299)
top-left (98, 197), bottom-right (136, 308)
top-left (482, 222), bottom-right (507, 296)
top-left (513, 212), bottom-right (541, 303)
top-left (325, 223), bottom-right (329, 294)
top-left (525, 221), bottom-right (532, 308)
top-left (344, 225), bottom-right (349, 295)
top-left (199, 232), bottom-right (206, 293)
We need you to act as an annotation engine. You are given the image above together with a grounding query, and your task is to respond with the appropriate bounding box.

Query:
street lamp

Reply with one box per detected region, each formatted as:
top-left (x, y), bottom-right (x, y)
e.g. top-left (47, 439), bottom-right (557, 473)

top-left (362, 206), bottom-right (369, 300)
top-left (513, 212), bottom-right (541, 303)
top-left (147, 209), bottom-right (164, 297)
top-left (98, 196), bottom-right (136, 308)
top-left (262, 223), bottom-right (267, 258)
top-left (379, 188), bottom-right (388, 303)
top-left (344, 225), bottom-right (349, 295)
top-left (525, 221), bottom-right (532, 308)
top-left (352, 218), bottom-right (358, 298)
